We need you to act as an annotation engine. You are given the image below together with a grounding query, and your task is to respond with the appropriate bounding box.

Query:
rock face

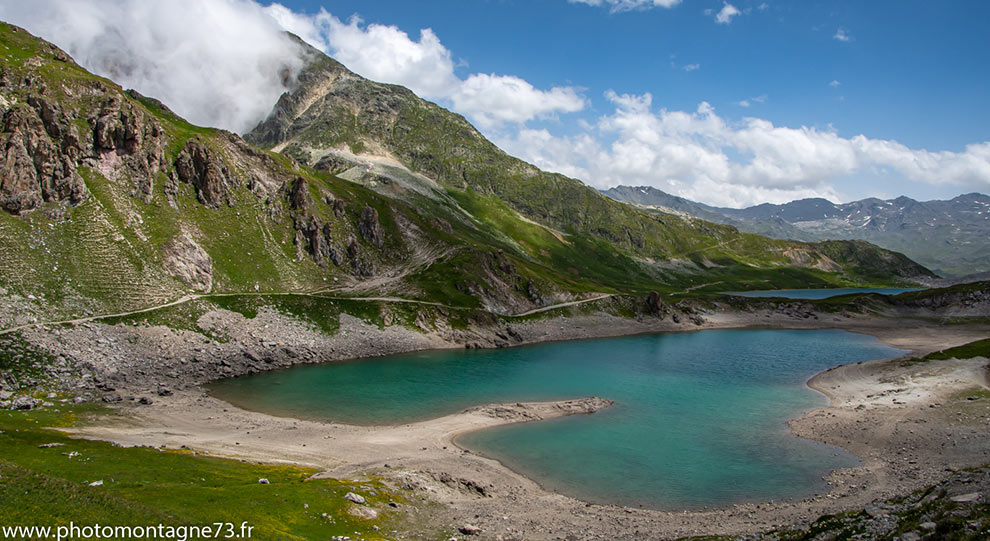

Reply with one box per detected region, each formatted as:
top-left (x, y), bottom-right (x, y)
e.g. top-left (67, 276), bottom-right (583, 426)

top-left (174, 138), bottom-right (233, 208)
top-left (358, 206), bottom-right (384, 248)
top-left (645, 291), bottom-right (664, 317)
top-left (1, 100), bottom-right (85, 213)
top-left (92, 94), bottom-right (168, 202)
top-left (288, 177), bottom-right (313, 211)
top-left (163, 234), bottom-right (213, 292)
top-left (293, 214), bottom-right (344, 268)
top-left (0, 81), bottom-right (168, 214)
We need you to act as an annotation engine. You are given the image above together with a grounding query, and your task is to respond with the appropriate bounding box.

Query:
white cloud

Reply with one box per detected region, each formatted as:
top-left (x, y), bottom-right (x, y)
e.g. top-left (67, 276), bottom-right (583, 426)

top-left (682, 63), bottom-right (701, 72)
top-left (568, 0), bottom-right (682, 13)
top-left (834, 28), bottom-right (853, 42)
top-left (737, 94), bottom-right (767, 107)
top-left (264, 7), bottom-right (462, 100)
top-left (0, 0), bottom-right (306, 133)
top-left (498, 91), bottom-right (990, 208)
top-left (829, 79), bottom-right (842, 87)
top-left (451, 74), bottom-right (585, 129)
top-left (0, 0), bottom-right (585, 133)
top-left (715, 3), bottom-right (742, 24)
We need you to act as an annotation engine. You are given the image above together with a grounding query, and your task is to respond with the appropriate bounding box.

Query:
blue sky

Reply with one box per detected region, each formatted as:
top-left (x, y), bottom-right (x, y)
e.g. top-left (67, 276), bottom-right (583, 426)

top-left (268, 0), bottom-right (990, 206)
top-left (5, 0), bottom-right (989, 207)
top-left (284, 0), bottom-right (990, 150)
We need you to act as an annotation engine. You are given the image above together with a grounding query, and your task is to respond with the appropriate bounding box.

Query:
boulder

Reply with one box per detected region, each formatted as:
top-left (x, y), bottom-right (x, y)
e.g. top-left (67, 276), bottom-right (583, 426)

top-left (347, 506), bottom-right (378, 520)
top-left (11, 395), bottom-right (39, 410)
top-left (344, 492), bottom-right (366, 504)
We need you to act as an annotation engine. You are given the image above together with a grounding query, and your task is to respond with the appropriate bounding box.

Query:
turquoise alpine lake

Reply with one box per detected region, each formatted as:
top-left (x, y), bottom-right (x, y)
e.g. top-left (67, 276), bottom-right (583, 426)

top-left (725, 287), bottom-right (923, 299)
top-left (210, 328), bottom-right (906, 509)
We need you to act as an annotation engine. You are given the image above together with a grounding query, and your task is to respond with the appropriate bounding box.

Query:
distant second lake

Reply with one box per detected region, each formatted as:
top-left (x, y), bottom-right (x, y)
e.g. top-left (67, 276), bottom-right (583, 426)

top-left (210, 328), bottom-right (906, 509)
top-left (724, 287), bottom-right (922, 299)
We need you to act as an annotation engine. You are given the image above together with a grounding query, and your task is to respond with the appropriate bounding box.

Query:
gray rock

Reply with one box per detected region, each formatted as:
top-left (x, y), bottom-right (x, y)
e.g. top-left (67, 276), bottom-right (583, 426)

top-left (347, 506), bottom-right (378, 520)
top-left (950, 492), bottom-right (980, 503)
top-left (162, 234), bottom-right (213, 292)
top-left (344, 492), bottom-right (366, 504)
top-left (459, 524), bottom-right (482, 535)
top-left (920, 522), bottom-right (937, 531)
top-left (11, 395), bottom-right (39, 410)
top-left (174, 138), bottom-right (232, 208)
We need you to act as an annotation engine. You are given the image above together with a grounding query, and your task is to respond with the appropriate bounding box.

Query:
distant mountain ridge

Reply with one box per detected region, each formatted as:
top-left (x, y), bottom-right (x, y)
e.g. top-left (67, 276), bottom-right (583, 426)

top-left (603, 186), bottom-right (990, 277)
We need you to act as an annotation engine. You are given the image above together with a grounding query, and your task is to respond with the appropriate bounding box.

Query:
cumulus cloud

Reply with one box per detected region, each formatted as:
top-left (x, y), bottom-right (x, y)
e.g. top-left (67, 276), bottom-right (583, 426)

top-left (0, 0), bottom-right (306, 133)
top-left (451, 74), bottom-right (585, 129)
top-left (682, 63), bottom-right (701, 72)
top-left (0, 0), bottom-right (585, 133)
top-left (568, 0), bottom-right (682, 13)
top-left (834, 28), bottom-right (853, 42)
top-left (497, 91), bottom-right (990, 208)
top-left (715, 3), bottom-right (742, 24)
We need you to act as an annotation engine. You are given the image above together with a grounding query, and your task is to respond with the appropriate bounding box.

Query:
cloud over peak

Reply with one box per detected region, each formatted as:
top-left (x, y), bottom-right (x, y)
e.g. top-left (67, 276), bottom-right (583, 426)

top-left (0, 0), bottom-right (586, 133)
top-left (0, 0), bottom-right (305, 133)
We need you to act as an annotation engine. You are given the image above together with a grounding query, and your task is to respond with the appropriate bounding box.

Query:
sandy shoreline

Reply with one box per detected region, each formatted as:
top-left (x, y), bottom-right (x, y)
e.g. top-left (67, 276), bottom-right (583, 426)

top-left (62, 311), bottom-right (990, 540)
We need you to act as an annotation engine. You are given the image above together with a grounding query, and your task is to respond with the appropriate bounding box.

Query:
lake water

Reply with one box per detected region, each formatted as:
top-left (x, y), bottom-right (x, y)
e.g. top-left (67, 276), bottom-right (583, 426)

top-left (725, 287), bottom-right (922, 299)
top-left (210, 329), bottom-right (905, 509)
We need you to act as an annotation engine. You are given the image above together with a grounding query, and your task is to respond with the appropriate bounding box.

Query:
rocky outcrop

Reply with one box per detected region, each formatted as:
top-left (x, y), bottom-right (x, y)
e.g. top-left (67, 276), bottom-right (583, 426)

top-left (288, 177), bottom-right (313, 211)
top-left (163, 234), bottom-right (213, 292)
top-left (293, 214), bottom-right (344, 268)
top-left (645, 291), bottom-right (665, 317)
top-left (91, 94), bottom-right (168, 203)
top-left (1, 101), bottom-right (85, 213)
top-left (0, 84), bottom-right (168, 214)
top-left (174, 138), bottom-right (233, 208)
top-left (358, 206), bottom-right (384, 248)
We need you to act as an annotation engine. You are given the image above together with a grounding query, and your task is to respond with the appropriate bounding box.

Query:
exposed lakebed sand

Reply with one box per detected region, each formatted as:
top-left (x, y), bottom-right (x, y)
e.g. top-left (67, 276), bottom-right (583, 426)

top-left (64, 312), bottom-right (990, 540)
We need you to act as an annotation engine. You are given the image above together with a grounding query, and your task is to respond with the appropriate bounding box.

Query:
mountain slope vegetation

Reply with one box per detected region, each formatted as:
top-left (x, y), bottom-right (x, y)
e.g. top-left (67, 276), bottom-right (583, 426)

top-left (0, 23), bottom-right (932, 332)
top-left (604, 185), bottom-right (990, 277)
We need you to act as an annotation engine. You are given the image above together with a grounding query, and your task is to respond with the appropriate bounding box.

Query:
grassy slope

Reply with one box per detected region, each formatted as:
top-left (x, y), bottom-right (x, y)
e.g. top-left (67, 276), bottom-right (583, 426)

top-left (0, 405), bottom-right (429, 539)
top-left (250, 41), bottom-right (933, 291)
top-left (0, 22), bottom-right (931, 333)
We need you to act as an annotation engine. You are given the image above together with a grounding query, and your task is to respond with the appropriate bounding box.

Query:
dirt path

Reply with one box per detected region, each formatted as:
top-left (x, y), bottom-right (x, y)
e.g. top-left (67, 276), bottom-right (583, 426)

top-left (1, 288), bottom-right (620, 336)
top-left (0, 294), bottom-right (201, 336)
top-left (510, 294), bottom-right (614, 317)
